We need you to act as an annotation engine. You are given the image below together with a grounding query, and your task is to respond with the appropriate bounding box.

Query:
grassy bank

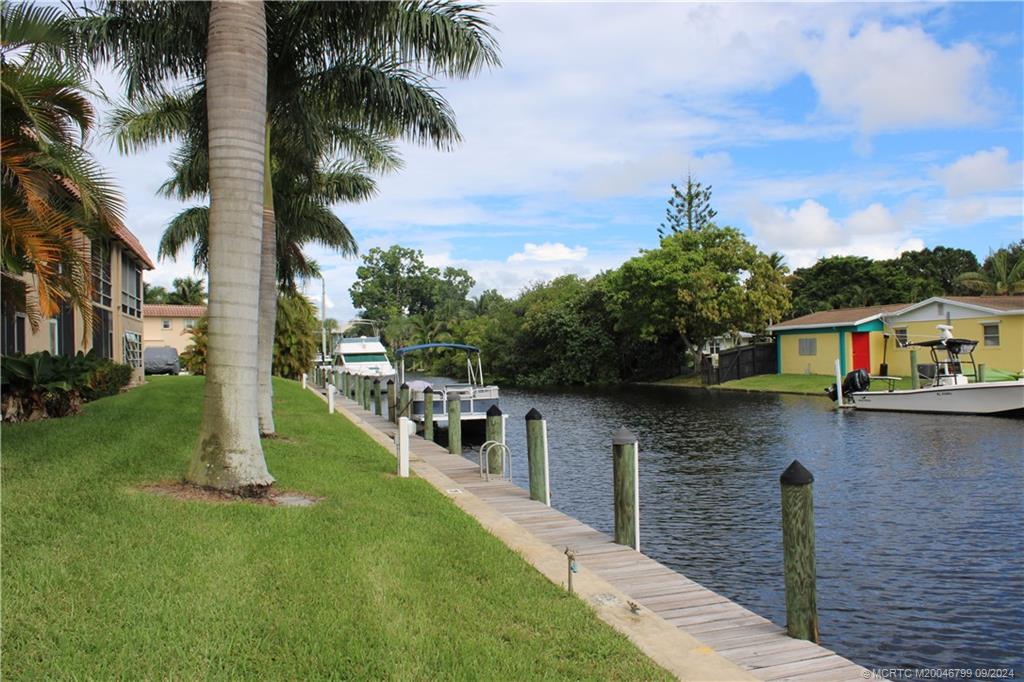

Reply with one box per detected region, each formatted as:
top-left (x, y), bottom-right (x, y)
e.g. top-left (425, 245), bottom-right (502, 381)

top-left (655, 373), bottom-right (916, 395)
top-left (2, 377), bottom-right (669, 680)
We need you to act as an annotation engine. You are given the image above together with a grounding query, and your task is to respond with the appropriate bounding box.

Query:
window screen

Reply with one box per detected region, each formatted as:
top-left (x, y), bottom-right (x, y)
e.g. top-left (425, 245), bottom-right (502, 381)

top-left (798, 338), bottom-right (817, 356)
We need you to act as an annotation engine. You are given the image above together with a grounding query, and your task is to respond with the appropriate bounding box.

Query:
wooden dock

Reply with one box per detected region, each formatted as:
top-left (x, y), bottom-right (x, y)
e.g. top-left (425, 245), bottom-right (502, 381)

top-left (320, 385), bottom-right (872, 681)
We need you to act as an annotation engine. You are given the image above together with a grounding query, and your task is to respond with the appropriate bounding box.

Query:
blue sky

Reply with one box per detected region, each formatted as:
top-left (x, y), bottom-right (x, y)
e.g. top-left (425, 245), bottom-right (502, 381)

top-left (92, 2), bottom-right (1024, 319)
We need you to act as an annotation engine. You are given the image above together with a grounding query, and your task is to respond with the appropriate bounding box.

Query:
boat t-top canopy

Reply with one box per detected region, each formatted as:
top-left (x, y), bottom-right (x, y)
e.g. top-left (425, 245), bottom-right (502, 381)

top-left (395, 343), bottom-right (480, 357)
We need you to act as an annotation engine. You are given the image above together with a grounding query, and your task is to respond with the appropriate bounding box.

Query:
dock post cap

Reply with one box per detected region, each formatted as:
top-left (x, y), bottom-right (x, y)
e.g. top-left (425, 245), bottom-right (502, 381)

top-left (611, 426), bottom-right (637, 445)
top-left (525, 407), bottom-right (543, 421)
top-left (780, 460), bottom-right (814, 486)
top-left (373, 378), bottom-right (380, 385)
top-left (486, 405), bottom-right (502, 417)
top-left (386, 378), bottom-right (394, 384)
top-left (423, 386), bottom-right (433, 394)
top-left (400, 382), bottom-right (409, 389)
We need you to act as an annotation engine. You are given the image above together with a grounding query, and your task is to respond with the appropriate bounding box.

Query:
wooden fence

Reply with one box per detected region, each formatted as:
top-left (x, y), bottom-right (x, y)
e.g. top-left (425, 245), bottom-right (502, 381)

top-left (701, 342), bottom-right (777, 385)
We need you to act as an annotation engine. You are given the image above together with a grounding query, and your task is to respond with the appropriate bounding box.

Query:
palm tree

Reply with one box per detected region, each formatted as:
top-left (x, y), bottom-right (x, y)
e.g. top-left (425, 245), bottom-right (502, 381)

top-left (1, 2), bottom-right (124, 333)
top-left (185, 1), bottom-right (273, 493)
top-left (956, 249), bottom-right (1024, 295)
top-left (166, 276), bottom-right (206, 305)
top-left (86, 1), bottom-right (499, 437)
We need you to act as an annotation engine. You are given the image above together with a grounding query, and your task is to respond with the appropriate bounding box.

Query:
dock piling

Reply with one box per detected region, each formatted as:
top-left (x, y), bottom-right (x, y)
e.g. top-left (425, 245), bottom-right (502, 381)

top-left (612, 427), bottom-right (639, 551)
top-left (327, 383), bottom-right (335, 413)
top-left (910, 350), bottom-right (920, 390)
top-left (780, 460), bottom-right (819, 643)
top-left (387, 379), bottom-right (396, 423)
top-left (362, 375), bottom-right (370, 410)
top-left (400, 383), bottom-right (411, 420)
top-left (447, 394), bottom-right (462, 454)
top-left (485, 405), bottom-right (504, 475)
top-left (525, 408), bottom-right (551, 506)
top-left (373, 379), bottom-right (381, 415)
top-left (423, 387), bottom-right (434, 441)
top-left (302, 372), bottom-right (307, 390)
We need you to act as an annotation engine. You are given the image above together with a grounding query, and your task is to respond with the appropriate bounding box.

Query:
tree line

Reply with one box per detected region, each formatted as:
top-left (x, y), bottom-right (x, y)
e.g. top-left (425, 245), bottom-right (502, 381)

top-left (351, 237), bottom-right (1024, 387)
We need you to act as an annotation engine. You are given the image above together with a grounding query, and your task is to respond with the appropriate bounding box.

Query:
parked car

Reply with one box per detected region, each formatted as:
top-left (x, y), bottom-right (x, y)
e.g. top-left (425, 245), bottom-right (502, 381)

top-left (144, 346), bottom-right (180, 375)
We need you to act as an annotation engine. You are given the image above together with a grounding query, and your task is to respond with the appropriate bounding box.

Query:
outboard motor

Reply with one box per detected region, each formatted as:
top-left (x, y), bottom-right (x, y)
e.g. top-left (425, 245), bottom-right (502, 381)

top-left (826, 369), bottom-right (870, 402)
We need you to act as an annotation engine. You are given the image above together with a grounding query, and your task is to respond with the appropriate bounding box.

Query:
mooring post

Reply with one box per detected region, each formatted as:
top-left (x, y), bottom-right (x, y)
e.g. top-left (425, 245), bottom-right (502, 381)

top-left (525, 408), bottom-right (551, 506)
top-left (373, 379), bottom-right (382, 415)
top-left (910, 350), bottom-right (920, 390)
top-left (387, 379), bottom-right (396, 423)
top-left (486, 405), bottom-right (505, 475)
top-left (396, 416), bottom-right (411, 477)
top-left (399, 383), bottom-right (411, 421)
top-left (977, 363), bottom-right (987, 383)
top-left (780, 459), bottom-right (819, 643)
top-left (447, 394), bottom-right (462, 454)
top-left (301, 372), bottom-right (307, 390)
top-left (612, 427), bottom-right (639, 550)
top-left (362, 375), bottom-right (371, 410)
top-left (423, 386), bottom-right (435, 441)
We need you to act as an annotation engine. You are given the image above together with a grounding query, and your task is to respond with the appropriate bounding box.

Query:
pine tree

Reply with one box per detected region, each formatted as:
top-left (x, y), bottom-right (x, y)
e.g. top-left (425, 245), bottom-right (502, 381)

top-left (658, 173), bottom-right (717, 238)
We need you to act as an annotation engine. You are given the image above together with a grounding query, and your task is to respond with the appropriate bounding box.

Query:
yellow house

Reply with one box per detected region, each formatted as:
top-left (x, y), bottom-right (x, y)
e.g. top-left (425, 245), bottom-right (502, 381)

top-left (1, 224), bottom-right (155, 384)
top-left (142, 304), bottom-right (207, 356)
top-left (771, 296), bottom-right (1024, 378)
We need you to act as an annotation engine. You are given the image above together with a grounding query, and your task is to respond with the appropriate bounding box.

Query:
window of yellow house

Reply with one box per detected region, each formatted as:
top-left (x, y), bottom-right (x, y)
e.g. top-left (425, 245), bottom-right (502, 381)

top-left (184, 318), bottom-right (196, 330)
top-left (798, 338), bottom-right (817, 355)
top-left (161, 319), bottom-right (171, 330)
top-left (894, 327), bottom-right (908, 346)
top-left (982, 323), bottom-right (999, 347)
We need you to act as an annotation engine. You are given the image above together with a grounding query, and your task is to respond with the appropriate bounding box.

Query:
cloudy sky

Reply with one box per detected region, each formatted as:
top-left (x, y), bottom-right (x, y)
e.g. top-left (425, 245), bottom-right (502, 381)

top-left (92, 2), bottom-right (1024, 319)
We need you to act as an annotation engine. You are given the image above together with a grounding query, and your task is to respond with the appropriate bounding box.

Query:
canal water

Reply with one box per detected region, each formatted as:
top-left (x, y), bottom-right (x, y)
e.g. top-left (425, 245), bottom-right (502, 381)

top-left (434, 382), bottom-right (1022, 671)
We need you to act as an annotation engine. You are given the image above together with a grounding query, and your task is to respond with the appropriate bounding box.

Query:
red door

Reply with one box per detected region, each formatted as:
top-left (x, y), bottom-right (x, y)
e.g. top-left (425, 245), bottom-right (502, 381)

top-left (851, 332), bottom-right (870, 372)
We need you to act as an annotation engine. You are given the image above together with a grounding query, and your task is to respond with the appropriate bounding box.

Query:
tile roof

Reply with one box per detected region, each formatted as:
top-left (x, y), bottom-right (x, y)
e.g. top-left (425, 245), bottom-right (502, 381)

top-left (771, 303), bottom-right (910, 330)
top-left (144, 304), bottom-right (207, 318)
top-left (114, 222), bottom-right (156, 270)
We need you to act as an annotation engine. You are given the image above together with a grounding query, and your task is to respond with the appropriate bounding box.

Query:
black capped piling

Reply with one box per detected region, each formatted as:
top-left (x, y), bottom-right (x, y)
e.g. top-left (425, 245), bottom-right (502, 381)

top-left (423, 387), bottom-right (435, 441)
top-left (447, 394), bottom-right (461, 454)
top-left (373, 379), bottom-right (381, 416)
top-left (362, 375), bottom-right (371, 410)
top-left (525, 408), bottom-right (550, 505)
top-left (399, 383), bottom-right (411, 421)
top-left (485, 405), bottom-right (504, 475)
top-left (612, 426), bottom-right (639, 550)
top-left (386, 379), bottom-right (396, 423)
top-left (780, 459), bottom-right (819, 643)
top-left (910, 350), bottom-right (920, 390)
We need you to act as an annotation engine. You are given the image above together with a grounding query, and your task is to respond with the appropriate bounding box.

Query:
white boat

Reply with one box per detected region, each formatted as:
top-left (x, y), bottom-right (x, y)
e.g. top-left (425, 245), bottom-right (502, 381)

top-left (828, 328), bottom-right (1023, 417)
top-left (395, 343), bottom-right (499, 435)
top-left (333, 336), bottom-right (395, 378)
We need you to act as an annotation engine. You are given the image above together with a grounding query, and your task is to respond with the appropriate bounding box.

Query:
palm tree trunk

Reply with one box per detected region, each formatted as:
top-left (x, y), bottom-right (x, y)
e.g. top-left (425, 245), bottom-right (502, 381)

top-left (187, 0), bottom-right (274, 493)
top-left (257, 118), bottom-right (277, 436)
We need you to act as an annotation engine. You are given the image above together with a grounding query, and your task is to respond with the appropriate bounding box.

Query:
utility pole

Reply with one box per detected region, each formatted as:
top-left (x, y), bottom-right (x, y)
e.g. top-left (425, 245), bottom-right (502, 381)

top-left (321, 277), bottom-right (327, 363)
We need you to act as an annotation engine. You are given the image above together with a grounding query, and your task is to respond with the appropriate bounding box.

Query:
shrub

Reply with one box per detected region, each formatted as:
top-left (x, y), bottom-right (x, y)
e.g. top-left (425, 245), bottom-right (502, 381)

top-left (273, 292), bottom-right (318, 380)
top-left (1, 351), bottom-right (133, 422)
top-left (179, 317), bottom-right (208, 375)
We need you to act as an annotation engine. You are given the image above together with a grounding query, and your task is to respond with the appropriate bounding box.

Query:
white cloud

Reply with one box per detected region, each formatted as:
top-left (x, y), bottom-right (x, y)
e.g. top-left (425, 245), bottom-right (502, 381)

top-left (932, 147), bottom-right (1023, 197)
top-left (845, 203), bottom-right (900, 235)
top-left (748, 200), bottom-right (845, 250)
top-left (803, 22), bottom-right (990, 133)
top-left (508, 242), bottom-right (588, 263)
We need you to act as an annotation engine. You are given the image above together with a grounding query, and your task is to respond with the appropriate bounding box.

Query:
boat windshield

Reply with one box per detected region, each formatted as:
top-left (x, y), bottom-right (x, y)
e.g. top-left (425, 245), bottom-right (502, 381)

top-left (343, 353), bottom-right (389, 362)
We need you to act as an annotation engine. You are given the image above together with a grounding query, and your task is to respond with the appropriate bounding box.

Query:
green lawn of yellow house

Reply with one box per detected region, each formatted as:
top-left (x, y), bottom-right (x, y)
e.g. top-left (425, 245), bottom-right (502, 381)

top-left (1, 377), bottom-right (669, 680)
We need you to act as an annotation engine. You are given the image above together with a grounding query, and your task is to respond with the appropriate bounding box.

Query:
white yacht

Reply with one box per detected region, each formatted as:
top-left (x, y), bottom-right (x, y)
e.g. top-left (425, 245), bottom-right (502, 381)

top-left (828, 326), bottom-right (1023, 417)
top-left (334, 335), bottom-right (395, 378)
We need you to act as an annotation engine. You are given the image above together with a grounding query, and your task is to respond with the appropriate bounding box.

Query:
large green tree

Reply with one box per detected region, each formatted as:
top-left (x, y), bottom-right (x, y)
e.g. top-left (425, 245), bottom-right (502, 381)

top-left (166, 276), bottom-right (206, 305)
top-left (612, 226), bottom-right (790, 368)
top-left (957, 246), bottom-right (1024, 295)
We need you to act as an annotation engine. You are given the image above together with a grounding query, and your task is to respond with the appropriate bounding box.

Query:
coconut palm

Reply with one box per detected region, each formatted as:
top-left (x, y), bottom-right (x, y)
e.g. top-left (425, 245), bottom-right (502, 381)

top-left (166, 276), bottom-right (206, 305)
top-left (85, 0), bottom-right (499, 438)
top-left (956, 249), bottom-right (1024, 295)
top-left (1, 2), bottom-right (124, 333)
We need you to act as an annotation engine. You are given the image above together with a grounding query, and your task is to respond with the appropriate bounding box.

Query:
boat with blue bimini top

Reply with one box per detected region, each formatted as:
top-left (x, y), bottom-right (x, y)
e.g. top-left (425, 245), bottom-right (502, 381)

top-left (827, 326), bottom-right (1024, 417)
top-left (395, 343), bottom-right (499, 439)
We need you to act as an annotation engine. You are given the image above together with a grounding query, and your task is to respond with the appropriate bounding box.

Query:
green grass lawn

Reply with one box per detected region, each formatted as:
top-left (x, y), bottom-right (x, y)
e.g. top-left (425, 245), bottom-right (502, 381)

top-left (657, 373), bottom-right (917, 394)
top-left (2, 377), bottom-right (669, 680)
